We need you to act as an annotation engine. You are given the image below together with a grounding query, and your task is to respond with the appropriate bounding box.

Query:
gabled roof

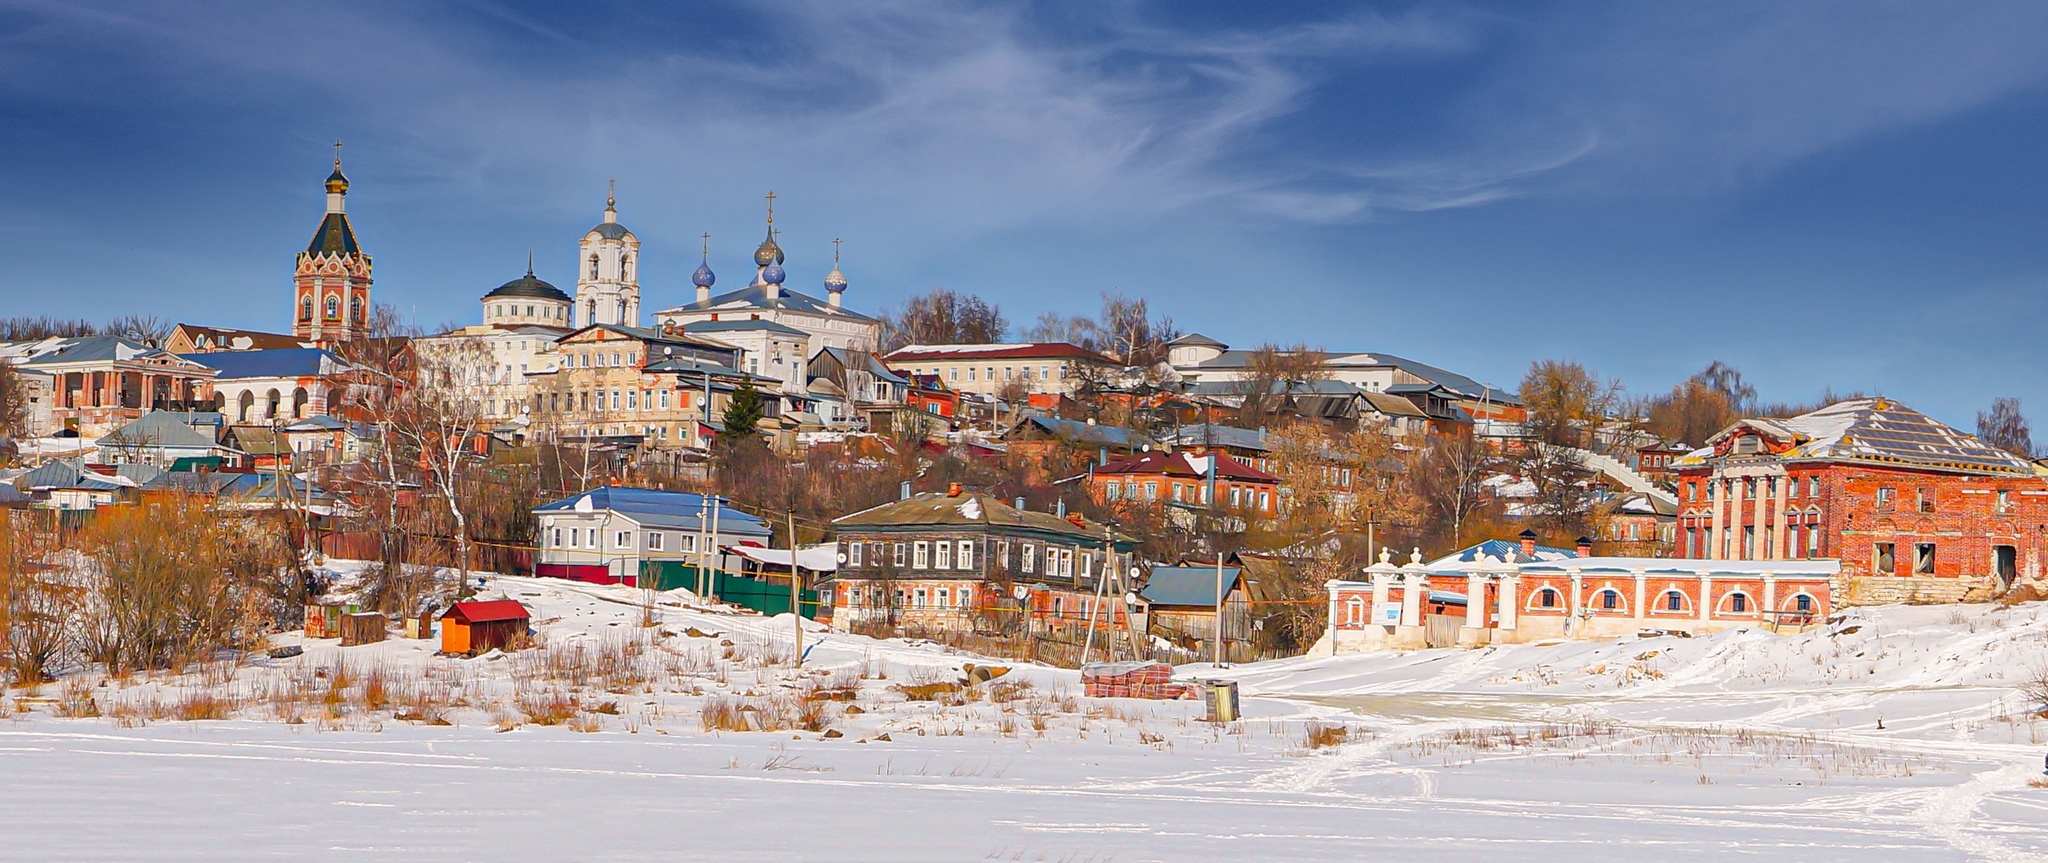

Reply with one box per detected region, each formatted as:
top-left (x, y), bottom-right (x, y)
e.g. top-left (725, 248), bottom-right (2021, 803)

top-left (885, 343), bottom-right (1106, 363)
top-left (1165, 332), bottom-right (1227, 349)
top-left (100, 411), bottom-right (226, 450)
top-left (172, 324), bottom-right (305, 352)
top-left (659, 285), bottom-right (877, 323)
top-left (684, 319), bottom-right (809, 337)
top-left (1185, 349), bottom-right (1515, 404)
top-left (16, 459), bottom-right (130, 492)
top-left (1697, 398), bottom-right (2038, 477)
top-left (1426, 539), bottom-right (1581, 570)
top-left (181, 348), bottom-right (343, 380)
top-left (533, 486), bottom-right (772, 535)
top-left (1097, 450), bottom-right (1278, 483)
top-left (1005, 416), bottom-right (1153, 450)
top-left (1139, 565), bottom-right (1243, 607)
top-left (443, 599), bottom-right (530, 624)
top-left (20, 335), bottom-right (207, 370)
top-left (834, 490), bottom-right (1127, 542)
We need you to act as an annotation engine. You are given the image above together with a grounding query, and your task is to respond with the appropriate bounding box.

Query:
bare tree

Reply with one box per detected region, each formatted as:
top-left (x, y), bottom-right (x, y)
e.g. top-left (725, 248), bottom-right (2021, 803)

top-left (1978, 396), bottom-right (2035, 458)
top-left (1412, 433), bottom-right (1496, 549)
top-left (1227, 344), bottom-right (1330, 429)
top-left (1095, 292), bottom-right (1181, 366)
top-left (1693, 361), bottom-right (1756, 414)
top-left (0, 363), bottom-right (29, 449)
top-left (327, 304), bottom-right (422, 606)
top-left (0, 317), bottom-right (97, 341)
top-left (1023, 311), bottom-right (1097, 348)
top-left (1647, 378), bottom-right (1739, 447)
top-left (1519, 359), bottom-right (1621, 448)
top-left (104, 315), bottom-right (171, 346)
top-left (392, 334), bottom-right (497, 588)
top-left (881, 288), bottom-right (1008, 350)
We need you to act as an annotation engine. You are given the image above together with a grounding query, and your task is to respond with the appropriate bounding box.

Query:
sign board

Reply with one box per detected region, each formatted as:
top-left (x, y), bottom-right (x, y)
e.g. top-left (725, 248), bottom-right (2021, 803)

top-left (1376, 605), bottom-right (1402, 626)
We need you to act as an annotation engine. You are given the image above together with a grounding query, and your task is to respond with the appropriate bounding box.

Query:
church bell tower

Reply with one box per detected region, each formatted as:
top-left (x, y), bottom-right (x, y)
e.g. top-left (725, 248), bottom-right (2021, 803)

top-left (294, 144), bottom-right (373, 345)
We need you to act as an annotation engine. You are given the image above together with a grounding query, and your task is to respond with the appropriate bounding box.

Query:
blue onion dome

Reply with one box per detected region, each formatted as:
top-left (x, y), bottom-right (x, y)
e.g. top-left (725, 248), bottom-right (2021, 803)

top-left (762, 263), bottom-right (786, 285)
top-left (692, 258), bottom-right (716, 288)
top-left (823, 264), bottom-right (847, 293)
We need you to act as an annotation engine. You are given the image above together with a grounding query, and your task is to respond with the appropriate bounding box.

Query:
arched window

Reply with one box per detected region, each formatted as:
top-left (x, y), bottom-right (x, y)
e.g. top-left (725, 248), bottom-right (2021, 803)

top-left (351, 297), bottom-right (363, 322)
top-left (622, 254), bottom-right (633, 280)
top-left (1724, 592), bottom-right (1751, 614)
top-left (325, 296), bottom-right (340, 319)
top-left (589, 255), bottom-right (600, 279)
top-left (1792, 593), bottom-right (1815, 613)
top-left (1662, 590), bottom-right (1686, 612)
top-left (1597, 589), bottom-right (1623, 612)
top-left (1532, 588), bottom-right (1561, 610)
top-left (299, 299), bottom-right (313, 322)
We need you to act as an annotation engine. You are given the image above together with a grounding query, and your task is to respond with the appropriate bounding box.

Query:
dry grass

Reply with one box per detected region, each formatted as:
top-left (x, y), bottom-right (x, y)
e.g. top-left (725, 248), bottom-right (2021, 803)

top-left (55, 678), bottom-right (100, 718)
top-left (1304, 723), bottom-right (1350, 750)
top-left (516, 688), bottom-right (577, 726)
top-left (700, 693), bottom-right (834, 733)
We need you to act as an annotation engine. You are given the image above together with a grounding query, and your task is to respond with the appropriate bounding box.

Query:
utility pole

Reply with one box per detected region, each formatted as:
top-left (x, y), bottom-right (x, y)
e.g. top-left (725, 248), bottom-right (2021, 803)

top-left (1080, 522), bottom-right (1114, 666)
top-left (1210, 453), bottom-right (1225, 668)
top-left (788, 508), bottom-right (803, 667)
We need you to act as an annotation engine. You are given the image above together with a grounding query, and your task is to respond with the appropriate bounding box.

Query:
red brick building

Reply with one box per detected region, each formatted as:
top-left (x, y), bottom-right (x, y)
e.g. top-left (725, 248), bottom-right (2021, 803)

top-left (1090, 449), bottom-right (1281, 518)
top-left (1672, 398), bottom-right (2048, 603)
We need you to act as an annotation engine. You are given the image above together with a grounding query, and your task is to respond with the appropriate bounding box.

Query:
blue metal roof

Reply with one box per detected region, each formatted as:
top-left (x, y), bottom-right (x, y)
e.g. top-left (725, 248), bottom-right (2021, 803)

top-left (1019, 416), bottom-right (1153, 449)
top-left (181, 348), bottom-right (337, 380)
top-left (1139, 565), bottom-right (1242, 607)
top-left (533, 486), bottom-right (772, 535)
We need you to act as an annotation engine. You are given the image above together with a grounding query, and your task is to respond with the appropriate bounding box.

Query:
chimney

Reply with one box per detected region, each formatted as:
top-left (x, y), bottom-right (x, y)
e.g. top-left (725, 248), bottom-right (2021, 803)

top-left (1575, 536), bottom-right (1594, 558)
top-left (1014, 497), bottom-right (1026, 510)
top-left (947, 482), bottom-right (962, 497)
top-left (1055, 498), bottom-right (1066, 518)
top-left (899, 481), bottom-right (912, 501)
top-left (1518, 529), bottom-right (1538, 558)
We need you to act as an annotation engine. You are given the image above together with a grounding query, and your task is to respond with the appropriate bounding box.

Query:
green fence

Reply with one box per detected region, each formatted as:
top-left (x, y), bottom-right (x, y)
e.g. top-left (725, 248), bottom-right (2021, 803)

top-left (638, 561), bottom-right (823, 619)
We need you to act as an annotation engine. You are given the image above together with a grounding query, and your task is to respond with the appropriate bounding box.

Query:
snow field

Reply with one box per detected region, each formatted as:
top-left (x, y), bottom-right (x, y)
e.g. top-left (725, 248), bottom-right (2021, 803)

top-left (2, 571), bottom-right (2047, 860)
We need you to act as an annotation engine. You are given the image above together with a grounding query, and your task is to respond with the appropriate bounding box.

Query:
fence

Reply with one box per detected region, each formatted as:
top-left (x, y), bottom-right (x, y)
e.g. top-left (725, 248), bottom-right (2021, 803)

top-left (637, 561), bottom-right (823, 619)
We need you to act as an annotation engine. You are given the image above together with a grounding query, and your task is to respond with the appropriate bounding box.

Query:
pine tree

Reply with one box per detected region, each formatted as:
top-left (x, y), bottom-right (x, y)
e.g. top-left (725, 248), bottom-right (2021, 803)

top-left (722, 377), bottom-right (764, 442)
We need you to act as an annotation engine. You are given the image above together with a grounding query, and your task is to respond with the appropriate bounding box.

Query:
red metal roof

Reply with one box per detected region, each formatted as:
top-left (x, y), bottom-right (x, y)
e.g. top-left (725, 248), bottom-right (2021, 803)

top-left (443, 599), bottom-right (531, 624)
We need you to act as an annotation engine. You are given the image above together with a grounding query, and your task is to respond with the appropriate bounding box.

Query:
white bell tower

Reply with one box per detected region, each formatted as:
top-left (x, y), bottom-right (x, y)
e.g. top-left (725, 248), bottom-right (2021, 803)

top-left (575, 180), bottom-right (641, 328)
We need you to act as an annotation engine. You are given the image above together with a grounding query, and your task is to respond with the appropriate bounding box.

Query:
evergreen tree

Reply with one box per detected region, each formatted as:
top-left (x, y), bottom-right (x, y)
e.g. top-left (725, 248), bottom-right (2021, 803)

top-left (722, 377), bottom-right (765, 442)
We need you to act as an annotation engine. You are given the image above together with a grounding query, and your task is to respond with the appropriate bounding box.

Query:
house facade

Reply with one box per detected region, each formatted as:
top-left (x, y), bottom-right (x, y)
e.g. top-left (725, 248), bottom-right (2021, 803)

top-left (881, 343), bottom-right (1111, 397)
top-left (1671, 398), bottom-right (2048, 603)
top-left (14, 336), bottom-right (218, 436)
top-left (829, 486), bottom-right (1137, 636)
top-left (524, 324), bottom-right (755, 450)
top-left (1090, 449), bottom-right (1281, 518)
top-left (1322, 538), bottom-right (1835, 651)
top-left (532, 486), bottom-right (772, 586)
top-left (1166, 334), bottom-right (1522, 423)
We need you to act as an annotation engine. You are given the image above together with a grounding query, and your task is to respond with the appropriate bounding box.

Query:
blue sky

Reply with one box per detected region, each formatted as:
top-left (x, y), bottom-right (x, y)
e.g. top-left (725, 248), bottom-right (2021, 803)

top-left (5, 1), bottom-right (2048, 426)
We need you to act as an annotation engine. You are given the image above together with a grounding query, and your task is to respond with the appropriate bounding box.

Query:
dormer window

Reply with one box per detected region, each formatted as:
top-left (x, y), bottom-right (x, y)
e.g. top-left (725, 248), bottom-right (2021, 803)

top-left (1734, 435), bottom-right (1763, 454)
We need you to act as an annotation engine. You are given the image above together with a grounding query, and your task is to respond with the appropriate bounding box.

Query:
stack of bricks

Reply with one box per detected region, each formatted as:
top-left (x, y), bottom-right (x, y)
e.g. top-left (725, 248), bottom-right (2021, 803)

top-left (1081, 661), bottom-right (1197, 699)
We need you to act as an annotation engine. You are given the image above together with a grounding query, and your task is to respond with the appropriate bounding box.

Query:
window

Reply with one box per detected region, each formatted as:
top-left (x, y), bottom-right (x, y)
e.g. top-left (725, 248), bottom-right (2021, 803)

top-left (1145, 482), bottom-right (1159, 501)
top-left (996, 540), bottom-right (1009, 567)
top-left (913, 589), bottom-right (927, 609)
top-left (967, 367), bottom-right (976, 381)
top-left (647, 532), bottom-right (664, 551)
top-left (1229, 487), bottom-right (1242, 507)
top-left (1876, 487), bottom-right (1896, 511)
top-left (1021, 543), bottom-right (1035, 572)
top-left (1795, 594), bottom-right (1814, 613)
top-left (1106, 483), bottom-right (1122, 501)
top-left (1040, 365), bottom-right (1049, 380)
top-left (552, 528), bottom-right (562, 547)
top-left (568, 528), bottom-right (581, 548)
top-left (949, 367), bottom-right (959, 382)
top-left (1916, 488), bottom-right (1935, 513)
top-left (1874, 542), bottom-right (1896, 573)
top-left (1997, 489), bottom-right (2014, 514)
top-left (615, 531), bottom-right (631, 549)
top-left (935, 541), bottom-right (952, 569)
top-left (627, 390), bottom-right (638, 410)
top-left (1735, 435), bottom-right (1762, 454)
top-left (1345, 597), bottom-right (1364, 625)
top-left (892, 543), bottom-right (906, 567)
top-left (1599, 589), bottom-right (1621, 611)
top-left (1663, 591), bottom-right (1685, 612)
top-left (913, 541), bottom-right (930, 569)
top-left (1807, 524), bottom-right (1822, 557)
top-left (958, 586), bottom-right (973, 607)
top-left (1079, 552), bottom-right (1093, 577)
top-left (1260, 492), bottom-right (1271, 511)
top-left (1914, 542), bottom-right (1936, 575)
top-left (1743, 525), bottom-right (1756, 558)
top-left (1537, 588), bottom-right (1559, 609)
top-left (849, 542), bottom-right (863, 567)
top-left (957, 540), bottom-right (974, 570)
top-left (1808, 476), bottom-right (1821, 497)
top-left (1729, 593), bottom-right (1749, 613)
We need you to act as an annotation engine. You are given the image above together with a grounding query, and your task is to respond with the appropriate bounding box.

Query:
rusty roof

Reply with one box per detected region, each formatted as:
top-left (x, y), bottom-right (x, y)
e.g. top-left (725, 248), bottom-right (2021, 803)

top-left (834, 490), bottom-right (1129, 542)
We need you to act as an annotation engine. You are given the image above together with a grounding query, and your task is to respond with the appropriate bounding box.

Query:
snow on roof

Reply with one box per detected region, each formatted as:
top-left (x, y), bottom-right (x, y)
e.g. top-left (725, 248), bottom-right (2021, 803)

top-left (1698, 398), bottom-right (2038, 476)
top-left (725, 544), bottom-right (838, 572)
top-left (1521, 556), bottom-right (1841, 576)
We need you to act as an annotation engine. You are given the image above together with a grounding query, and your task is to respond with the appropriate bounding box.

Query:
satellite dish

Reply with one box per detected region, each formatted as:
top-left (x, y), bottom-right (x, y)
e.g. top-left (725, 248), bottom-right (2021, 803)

top-left (1129, 566), bottom-right (1142, 580)
top-left (836, 552), bottom-right (847, 563)
top-left (1011, 584), bottom-right (1029, 601)
top-left (1123, 591), bottom-right (1140, 606)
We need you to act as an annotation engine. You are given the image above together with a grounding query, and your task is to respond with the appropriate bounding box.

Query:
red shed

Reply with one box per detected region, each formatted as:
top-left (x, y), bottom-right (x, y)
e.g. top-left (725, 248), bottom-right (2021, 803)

top-left (440, 600), bottom-right (531, 656)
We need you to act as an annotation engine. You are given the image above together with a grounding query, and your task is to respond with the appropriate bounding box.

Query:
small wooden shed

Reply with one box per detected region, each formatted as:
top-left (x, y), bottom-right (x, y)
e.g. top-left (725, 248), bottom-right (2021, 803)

top-left (440, 600), bottom-right (531, 656)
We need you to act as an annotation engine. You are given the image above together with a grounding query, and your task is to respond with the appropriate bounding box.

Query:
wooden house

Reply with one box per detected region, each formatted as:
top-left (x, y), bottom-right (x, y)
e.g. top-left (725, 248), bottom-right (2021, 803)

top-left (440, 600), bottom-right (531, 655)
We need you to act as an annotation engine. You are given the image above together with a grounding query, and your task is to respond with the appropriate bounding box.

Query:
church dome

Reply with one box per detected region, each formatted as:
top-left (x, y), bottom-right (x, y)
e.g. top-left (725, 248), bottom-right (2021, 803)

top-left (762, 264), bottom-right (786, 285)
top-left (753, 231), bottom-right (784, 267)
top-left (823, 264), bottom-right (847, 293)
top-left (484, 266), bottom-right (569, 302)
top-left (589, 221), bottom-right (632, 241)
top-left (325, 166), bottom-right (349, 194)
top-left (692, 259), bottom-right (716, 288)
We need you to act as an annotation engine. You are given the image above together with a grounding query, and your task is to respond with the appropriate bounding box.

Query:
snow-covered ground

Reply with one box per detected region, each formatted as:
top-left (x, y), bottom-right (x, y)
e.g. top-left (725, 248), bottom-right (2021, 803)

top-left (5, 571), bottom-right (2048, 861)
